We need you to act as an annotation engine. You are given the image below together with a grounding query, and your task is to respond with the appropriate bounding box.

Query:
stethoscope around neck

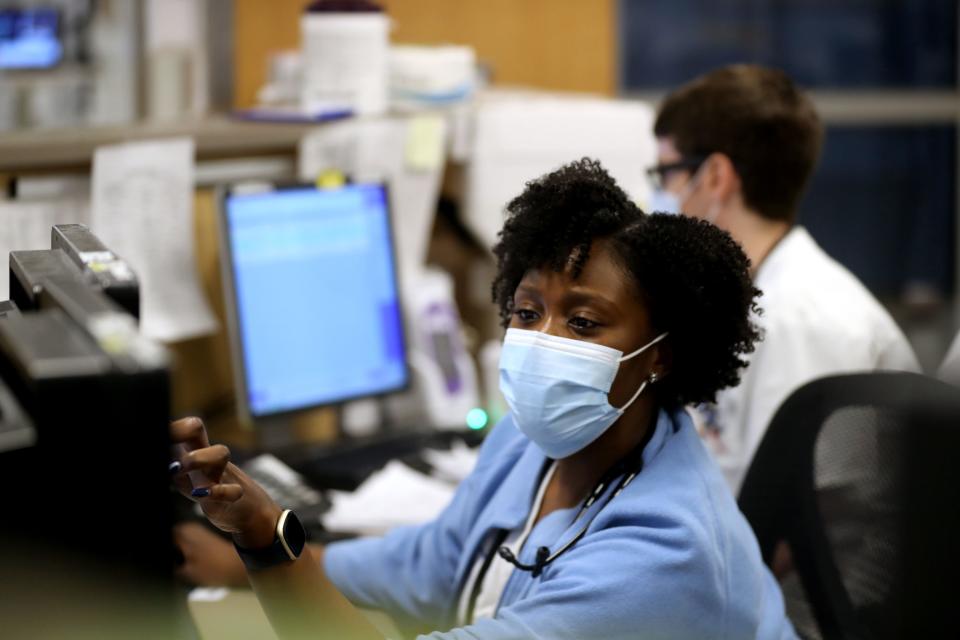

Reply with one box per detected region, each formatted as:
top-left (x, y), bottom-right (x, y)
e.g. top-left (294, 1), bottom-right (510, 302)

top-left (491, 432), bottom-right (652, 586)
top-left (464, 443), bottom-right (648, 622)
top-left (497, 452), bottom-right (645, 578)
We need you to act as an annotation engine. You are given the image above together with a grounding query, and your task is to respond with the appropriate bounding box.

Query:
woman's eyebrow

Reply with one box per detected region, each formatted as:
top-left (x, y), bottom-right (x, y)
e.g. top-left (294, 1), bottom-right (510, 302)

top-left (564, 289), bottom-right (620, 312)
top-left (514, 283), bottom-right (622, 313)
top-left (514, 284), bottom-right (541, 298)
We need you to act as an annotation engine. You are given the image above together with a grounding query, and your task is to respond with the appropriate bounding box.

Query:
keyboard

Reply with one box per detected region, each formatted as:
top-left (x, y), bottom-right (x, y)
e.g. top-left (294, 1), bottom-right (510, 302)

top-left (241, 453), bottom-right (330, 525)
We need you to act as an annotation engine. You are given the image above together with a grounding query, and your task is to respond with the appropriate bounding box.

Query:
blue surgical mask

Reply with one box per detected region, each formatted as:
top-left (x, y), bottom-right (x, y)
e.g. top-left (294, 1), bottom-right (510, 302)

top-left (499, 328), bottom-right (668, 459)
top-left (646, 189), bottom-right (682, 215)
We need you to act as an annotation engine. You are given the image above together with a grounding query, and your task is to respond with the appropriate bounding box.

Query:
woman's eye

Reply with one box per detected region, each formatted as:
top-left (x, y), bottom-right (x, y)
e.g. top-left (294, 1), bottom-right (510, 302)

top-left (569, 316), bottom-right (599, 331)
top-left (514, 308), bottom-right (540, 323)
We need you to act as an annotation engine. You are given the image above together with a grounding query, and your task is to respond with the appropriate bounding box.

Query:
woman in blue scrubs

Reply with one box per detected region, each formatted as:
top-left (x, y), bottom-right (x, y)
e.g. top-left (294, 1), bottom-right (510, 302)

top-left (171, 159), bottom-right (797, 639)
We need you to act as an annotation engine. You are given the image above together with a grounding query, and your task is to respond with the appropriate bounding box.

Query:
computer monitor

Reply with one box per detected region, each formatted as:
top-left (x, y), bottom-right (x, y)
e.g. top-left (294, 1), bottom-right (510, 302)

top-left (220, 183), bottom-right (409, 421)
top-left (0, 8), bottom-right (62, 70)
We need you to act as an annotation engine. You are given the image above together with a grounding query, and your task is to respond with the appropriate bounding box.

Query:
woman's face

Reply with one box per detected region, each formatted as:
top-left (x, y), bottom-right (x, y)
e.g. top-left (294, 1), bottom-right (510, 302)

top-left (509, 238), bottom-right (665, 408)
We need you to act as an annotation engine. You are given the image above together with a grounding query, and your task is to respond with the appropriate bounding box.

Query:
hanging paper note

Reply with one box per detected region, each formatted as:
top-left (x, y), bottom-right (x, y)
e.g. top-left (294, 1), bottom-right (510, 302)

top-left (91, 137), bottom-right (217, 342)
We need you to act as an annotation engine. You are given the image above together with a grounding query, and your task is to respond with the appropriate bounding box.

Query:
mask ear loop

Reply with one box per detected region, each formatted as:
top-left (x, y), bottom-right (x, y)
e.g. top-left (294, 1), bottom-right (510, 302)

top-left (705, 200), bottom-right (722, 224)
top-left (615, 332), bottom-right (669, 413)
top-left (616, 379), bottom-right (649, 414)
top-left (677, 160), bottom-right (709, 212)
top-left (687, 157), bottom-right (725, 224)
top-left (618, 332), bottom-right (668, 362)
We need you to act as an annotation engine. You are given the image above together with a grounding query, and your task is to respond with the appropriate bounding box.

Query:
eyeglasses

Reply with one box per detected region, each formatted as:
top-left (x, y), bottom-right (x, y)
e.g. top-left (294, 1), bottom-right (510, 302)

top-left (645, 155), bottom-right (708, 190)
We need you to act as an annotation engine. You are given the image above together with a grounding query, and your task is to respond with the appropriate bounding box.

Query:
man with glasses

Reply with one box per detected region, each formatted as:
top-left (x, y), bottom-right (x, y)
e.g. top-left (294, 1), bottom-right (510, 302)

top-left (647, 64), bottom-right (919, 495)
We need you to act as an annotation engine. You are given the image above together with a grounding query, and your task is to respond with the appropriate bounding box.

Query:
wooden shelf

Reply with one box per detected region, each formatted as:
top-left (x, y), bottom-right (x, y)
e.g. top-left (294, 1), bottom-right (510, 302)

top-left (0, 116), bottom-right (317, 174)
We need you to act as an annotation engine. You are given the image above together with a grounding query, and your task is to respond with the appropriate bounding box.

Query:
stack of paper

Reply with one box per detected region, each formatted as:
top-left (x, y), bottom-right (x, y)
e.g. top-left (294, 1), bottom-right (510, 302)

top-left (422, 441), bottom-right (480, 485)
top-left (322, 459), bottom-right (458, 536)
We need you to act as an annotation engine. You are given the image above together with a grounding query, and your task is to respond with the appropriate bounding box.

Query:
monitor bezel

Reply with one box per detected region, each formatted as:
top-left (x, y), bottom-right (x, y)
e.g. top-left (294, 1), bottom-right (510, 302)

top-left (217, 181), bottom-right (411, 425)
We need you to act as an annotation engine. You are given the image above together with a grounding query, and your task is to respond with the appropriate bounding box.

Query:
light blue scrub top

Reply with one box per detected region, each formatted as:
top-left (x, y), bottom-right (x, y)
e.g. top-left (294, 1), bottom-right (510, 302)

top-left (325, 409), bottom-right (798, 639)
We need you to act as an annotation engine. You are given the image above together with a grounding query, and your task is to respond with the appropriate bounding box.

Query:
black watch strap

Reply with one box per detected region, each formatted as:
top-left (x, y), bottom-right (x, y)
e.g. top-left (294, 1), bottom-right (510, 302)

top-left (234, 509), bottom-right (307, 572)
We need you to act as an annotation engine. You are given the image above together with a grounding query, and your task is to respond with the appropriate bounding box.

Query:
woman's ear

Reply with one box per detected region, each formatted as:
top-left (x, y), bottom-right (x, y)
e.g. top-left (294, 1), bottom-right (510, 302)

top-left (650, 339), bottom-right (673, 382)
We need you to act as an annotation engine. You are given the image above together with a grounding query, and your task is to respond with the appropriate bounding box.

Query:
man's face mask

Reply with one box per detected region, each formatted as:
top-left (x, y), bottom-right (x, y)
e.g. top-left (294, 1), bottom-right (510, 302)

top-left (648, 162), bottom-right (719, 223)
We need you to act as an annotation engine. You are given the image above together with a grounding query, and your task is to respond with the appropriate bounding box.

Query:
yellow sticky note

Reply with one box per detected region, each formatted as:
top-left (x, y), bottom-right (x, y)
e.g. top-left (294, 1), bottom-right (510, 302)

top-left (405, 115), bottom-right (445, 171)
top-left (315, 169), bottom-right (346, 189)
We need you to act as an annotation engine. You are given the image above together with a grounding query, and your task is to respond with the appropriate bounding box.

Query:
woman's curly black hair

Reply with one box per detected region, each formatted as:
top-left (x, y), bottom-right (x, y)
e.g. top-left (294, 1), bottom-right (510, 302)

top-left (491, 158), bottom-right (762, 407)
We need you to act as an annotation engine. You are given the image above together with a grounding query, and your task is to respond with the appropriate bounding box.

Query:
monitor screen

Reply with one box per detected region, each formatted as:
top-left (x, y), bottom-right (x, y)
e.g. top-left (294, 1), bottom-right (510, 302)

top-left (0, 9), bottom-right (62, 70)
top-left (223, 184), bottom-right (408, 417)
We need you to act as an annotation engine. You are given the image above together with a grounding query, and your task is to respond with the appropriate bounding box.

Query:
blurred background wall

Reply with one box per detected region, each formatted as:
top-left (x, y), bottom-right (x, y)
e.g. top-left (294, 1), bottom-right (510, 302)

top-left (2, 0), bottom-right (958, 396)
top-left (618, 0), bottom-right (959, 368)
top-left (233, 0), bottom-right (960, 316)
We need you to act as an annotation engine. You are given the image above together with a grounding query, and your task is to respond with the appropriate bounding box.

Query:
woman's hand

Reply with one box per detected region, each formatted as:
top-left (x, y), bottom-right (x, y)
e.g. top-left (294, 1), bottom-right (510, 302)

top-left (170, 417), bottom-right (281, 549)
top-left (170, 419), bottom-right (379, 639)
top-left (174, 522), bottom-right (249, 587)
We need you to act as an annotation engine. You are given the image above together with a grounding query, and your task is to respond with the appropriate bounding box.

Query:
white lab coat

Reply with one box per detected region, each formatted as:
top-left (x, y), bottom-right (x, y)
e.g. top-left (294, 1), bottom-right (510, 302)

top-left (699, 226), bottom-right (920, 494)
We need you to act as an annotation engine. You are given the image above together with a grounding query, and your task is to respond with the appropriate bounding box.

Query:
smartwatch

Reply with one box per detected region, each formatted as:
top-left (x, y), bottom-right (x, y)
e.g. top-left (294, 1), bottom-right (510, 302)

top-left (234, 509), bottom-right (306, 571)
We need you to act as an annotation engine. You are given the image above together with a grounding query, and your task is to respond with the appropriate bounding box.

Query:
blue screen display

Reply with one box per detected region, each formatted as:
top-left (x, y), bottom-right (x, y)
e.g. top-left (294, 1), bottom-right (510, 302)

top-left (225, 184), bottom-right (407, 416)
top-left (0, 9), bottom-right (62, 70)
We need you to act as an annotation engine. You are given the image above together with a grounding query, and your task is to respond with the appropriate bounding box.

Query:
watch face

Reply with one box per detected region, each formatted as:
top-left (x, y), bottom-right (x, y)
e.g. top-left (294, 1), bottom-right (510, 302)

top-left (281, 510), bottom-right (307, 558)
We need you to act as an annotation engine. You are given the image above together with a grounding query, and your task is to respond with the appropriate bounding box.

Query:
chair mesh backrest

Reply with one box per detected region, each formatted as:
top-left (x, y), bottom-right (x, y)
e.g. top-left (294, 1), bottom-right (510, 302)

top-left (739, 373), bottom-right (960, 640)
top-left (938, 332), bottom-right (960, 386)
top-left (781, 407), bottom-right (904, 640)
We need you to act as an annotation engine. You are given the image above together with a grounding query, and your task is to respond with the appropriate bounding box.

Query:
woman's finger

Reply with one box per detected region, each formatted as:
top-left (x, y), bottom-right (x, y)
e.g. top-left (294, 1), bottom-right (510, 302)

top-left (192, 482), bottom-right (244, 503)
top-left (170, 417), bottom-right (210, 450)
top-left (179, 444), bottom-right (232, 482)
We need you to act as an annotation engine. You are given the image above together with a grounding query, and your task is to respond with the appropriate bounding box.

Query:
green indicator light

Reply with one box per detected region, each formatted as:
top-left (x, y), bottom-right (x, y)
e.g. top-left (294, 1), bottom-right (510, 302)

top-left (466, 408), bottom-right (489, 430)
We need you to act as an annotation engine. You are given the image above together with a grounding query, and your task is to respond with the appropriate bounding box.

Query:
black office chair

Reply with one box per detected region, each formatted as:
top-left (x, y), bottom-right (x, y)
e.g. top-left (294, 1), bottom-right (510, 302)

top-left (937, 331), bottom-right (960, 387)
top-left (738, 372), bottom-right (960, 640)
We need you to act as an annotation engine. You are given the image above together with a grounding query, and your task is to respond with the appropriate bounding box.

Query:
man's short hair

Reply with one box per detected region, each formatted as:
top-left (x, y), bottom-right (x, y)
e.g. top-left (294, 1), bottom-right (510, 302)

top-left (654, 65), bottom-right (824, 223)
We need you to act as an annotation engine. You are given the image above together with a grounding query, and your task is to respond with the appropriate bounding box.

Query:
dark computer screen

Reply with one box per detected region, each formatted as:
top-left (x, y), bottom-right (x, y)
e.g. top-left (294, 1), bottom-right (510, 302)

top-left (223, 184), bottom-right (408, 417)
top-left (0, 8), bottom-right (62, 70)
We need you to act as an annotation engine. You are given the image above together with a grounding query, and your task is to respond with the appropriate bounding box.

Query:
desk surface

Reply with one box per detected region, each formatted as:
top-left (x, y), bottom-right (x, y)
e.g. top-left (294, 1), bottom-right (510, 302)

top-left (189, 587), bottom-right (402, 640)
top-left (189, 589), bottom-right (278, 640)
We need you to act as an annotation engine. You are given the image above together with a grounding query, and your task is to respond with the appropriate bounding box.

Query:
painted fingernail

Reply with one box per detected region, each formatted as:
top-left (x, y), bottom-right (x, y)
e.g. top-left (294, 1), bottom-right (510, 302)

top-left (191, 487), bottom-right (210, 498)
top-left (168, 461), bottom-right (182, 475)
